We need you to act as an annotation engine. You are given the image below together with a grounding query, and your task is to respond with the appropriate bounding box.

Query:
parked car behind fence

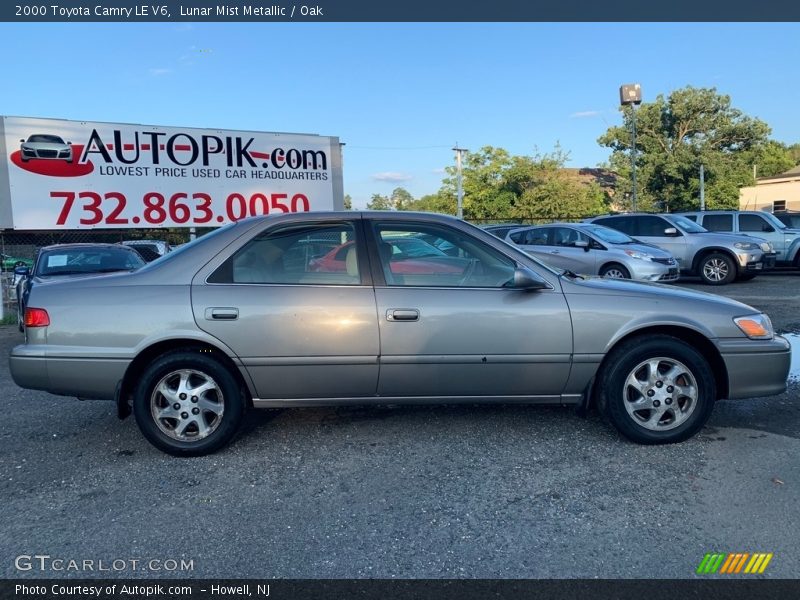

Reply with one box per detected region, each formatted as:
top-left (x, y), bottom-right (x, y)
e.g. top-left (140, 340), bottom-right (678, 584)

top-left (504, 222), bottom-right (679, 282)
top-left (587, 213), bottom-right (774, 285)
top-left (678, 210), bottom-right (799, 267)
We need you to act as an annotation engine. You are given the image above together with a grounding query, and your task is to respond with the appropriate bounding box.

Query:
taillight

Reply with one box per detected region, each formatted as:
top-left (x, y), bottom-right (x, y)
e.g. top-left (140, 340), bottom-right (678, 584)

top-left (24, 307), bottom-right (50, 327)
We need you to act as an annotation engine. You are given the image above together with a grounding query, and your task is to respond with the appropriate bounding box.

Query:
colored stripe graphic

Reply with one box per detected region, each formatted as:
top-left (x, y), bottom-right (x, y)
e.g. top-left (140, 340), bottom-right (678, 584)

top-left (699, 553), bottom-right (773, 574)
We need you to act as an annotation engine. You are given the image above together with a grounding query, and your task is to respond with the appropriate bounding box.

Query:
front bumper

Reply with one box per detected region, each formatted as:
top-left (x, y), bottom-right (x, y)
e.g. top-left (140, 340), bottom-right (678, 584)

top-left (629, 262), bottom-right (680, 282)
top-left (718, 336), bottom-right (791, 400)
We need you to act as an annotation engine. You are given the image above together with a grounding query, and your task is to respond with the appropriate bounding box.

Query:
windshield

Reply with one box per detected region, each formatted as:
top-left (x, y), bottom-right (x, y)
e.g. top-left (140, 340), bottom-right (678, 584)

top-left (666, 215), bottom-right (708, 233)
top-left (761, 212), bottom-right (788, 230)
top-left (581, 224), bottom-right (634, 244)
top-left (36, 247), bottom-right (144, 276)
top-left (27, 134), bottom-right (65, 144)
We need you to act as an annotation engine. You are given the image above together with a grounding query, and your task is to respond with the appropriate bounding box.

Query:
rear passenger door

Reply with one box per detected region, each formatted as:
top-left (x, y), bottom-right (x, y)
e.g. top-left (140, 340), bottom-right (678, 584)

top-left (192, 219), bottom-right (380, 400)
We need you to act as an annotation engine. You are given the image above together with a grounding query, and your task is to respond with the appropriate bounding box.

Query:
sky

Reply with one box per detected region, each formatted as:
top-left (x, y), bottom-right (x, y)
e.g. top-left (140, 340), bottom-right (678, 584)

top-left (1, 22), bottom-right (799, 208)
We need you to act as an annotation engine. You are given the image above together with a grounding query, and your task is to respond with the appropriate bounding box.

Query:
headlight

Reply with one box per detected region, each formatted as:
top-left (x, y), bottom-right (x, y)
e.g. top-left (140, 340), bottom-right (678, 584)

top-left (734, 242), bottom-right (759, 250)
top-left (733, 314), bottom-right (774, 340)
top-left (759, 242), bottom-right (773, 252)
top-left (624, 250), bottom-right (653, 261)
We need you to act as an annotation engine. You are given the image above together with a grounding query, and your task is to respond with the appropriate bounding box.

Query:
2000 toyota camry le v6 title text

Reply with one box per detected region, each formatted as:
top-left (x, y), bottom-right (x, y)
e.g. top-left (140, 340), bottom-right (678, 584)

top-left (9, 212), bottom-right (791, 456)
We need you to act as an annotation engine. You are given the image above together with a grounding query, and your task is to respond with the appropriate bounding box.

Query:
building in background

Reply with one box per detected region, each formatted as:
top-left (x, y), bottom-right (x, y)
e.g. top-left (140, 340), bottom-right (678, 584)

top-left (740, 165), bottom-right (800, 212)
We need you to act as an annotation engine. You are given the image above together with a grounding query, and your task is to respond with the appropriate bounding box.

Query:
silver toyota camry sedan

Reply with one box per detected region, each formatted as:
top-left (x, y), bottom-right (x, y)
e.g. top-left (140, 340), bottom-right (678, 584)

top-left (10, 212), bottom-right (791, 456)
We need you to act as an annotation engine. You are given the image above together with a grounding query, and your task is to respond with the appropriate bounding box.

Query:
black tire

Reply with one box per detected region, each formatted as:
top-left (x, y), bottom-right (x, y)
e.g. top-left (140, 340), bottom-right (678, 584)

top-left (698, 252), bottom-right (736, 285)
top-left (599, 263), bottom-right (631, 279)
top-left (133, 350), bottom-right (247, 457)
top-left (598, 335), bottom-right (716, 444)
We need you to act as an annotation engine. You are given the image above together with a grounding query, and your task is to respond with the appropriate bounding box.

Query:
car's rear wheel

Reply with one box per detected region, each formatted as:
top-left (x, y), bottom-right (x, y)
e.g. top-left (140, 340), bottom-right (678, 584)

top-left (599, 263), bottom-right (631, 279)
top-left (599, 335), bottom-right (716, 444)
top-left (698, 252), bottom-right (736, 285)
top-left (133, 350), bottom-right (246, 456)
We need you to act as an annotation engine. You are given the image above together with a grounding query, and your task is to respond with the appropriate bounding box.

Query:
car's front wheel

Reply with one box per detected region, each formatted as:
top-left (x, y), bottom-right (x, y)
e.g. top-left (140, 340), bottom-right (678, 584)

top-left (599, 263), bottom-right (631, 279)
top-left (133, 350), bottom-right (247, 456)
top-left (599, 335), bottom-right (716, 444)
top-left (699, 252), bottom-right (736, 285)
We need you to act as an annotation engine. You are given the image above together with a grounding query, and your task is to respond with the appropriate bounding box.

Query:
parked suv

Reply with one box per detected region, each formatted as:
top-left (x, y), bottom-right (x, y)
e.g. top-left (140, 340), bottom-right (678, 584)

top-left (678, 210), bottom-right (799, 267)
top-left (588, 213), bottom-right (772, 285)
top-left (505, 222), bottom-right (679, 282)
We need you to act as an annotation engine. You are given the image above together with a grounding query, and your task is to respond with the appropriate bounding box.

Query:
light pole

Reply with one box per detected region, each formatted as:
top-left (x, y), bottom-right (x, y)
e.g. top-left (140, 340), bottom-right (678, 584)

top-left (620, 84), bottom-right (642, 212)
top-left (452, 145), bottom-right (468, 219)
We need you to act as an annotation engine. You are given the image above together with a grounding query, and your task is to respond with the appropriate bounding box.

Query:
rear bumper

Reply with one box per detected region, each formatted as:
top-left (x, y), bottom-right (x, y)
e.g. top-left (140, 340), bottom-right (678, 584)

top-left (10, 344), bottom-right (128, 400)
top-left (718, 336), bottom-right (791, 400)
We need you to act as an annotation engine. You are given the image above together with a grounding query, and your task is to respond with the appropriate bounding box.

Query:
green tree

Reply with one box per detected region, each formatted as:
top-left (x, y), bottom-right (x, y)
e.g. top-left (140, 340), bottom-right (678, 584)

top-left (343, 194), bottom-right (352, 210)
top-left (750, 141), bottom-right (797, 178)
top-left (406, 193), bottom-right (456, 214)
top-left (390, 187), bottom-right (414, 211)
top-left (366, 193), bottom-right (393, 210)
top-left (439, 146), bottom-right (516, 219)
top-left (503, 146), bottom-right (608, 220)
top-left (786, 143), bottom-right (800, 166)
top-left (598, 86), bottom-right (773, 212)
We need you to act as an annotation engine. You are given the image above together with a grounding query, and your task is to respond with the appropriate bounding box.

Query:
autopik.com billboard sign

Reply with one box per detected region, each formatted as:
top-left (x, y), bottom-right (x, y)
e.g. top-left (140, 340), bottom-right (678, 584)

top-left (0, 115), bottom-right (344, 229)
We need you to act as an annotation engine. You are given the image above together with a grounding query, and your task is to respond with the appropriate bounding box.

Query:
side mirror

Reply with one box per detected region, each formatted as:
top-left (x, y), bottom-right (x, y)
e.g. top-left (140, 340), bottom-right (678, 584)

top-left (19, 139), bottom-right (25, 143)
top-left (67, 141), bottom-right (72, 145)
top-left (14, 266), bottom-right (30, 277)
top-left (574, 240), bottom-right (590, 252)
top-left (664, 227), bottom-right (678, 236)
top-left (511, 267), bottom-right (548, 291)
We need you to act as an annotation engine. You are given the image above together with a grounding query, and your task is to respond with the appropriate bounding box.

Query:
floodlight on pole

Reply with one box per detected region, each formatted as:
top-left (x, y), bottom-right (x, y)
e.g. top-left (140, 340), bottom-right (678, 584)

top-left (453, 145), bottom-right (468, 219)
top-left (619, 84), bottom-right (642, 212)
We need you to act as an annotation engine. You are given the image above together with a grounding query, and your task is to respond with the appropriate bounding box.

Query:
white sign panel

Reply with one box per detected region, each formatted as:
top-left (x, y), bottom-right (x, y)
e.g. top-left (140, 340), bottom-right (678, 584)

top-left (0, 116), bottom-right (343, 229)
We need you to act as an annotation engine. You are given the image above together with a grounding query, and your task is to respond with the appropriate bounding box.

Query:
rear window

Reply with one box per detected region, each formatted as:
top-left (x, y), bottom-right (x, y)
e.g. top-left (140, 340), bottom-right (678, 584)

top-left (702, 214), bottom-right (733, 232)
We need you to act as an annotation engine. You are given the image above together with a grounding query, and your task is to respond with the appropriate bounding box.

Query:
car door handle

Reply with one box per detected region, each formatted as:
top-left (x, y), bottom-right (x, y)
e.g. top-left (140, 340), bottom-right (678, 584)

top-left (549, 250), bottom-right (560, 254)
top-left (205, 307), bottom-right (239, 321)
top-left (386, 309), bottom-right (420, 322)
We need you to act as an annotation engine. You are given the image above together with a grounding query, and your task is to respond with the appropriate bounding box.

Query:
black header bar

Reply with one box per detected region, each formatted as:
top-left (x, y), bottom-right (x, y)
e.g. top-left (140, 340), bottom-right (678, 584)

top-left (3, 0), bottom-right (800, 22)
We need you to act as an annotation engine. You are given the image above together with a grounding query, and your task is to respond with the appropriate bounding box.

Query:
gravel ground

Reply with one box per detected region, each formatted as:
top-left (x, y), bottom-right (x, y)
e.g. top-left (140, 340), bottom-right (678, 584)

top-left (1, 273), bottom-right (798, 579)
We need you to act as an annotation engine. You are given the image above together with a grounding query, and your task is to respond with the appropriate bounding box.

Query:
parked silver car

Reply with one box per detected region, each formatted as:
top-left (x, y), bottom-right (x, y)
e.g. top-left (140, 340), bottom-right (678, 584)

top-left (678, 211), bottom-right (794, 267)
top-left (588, 213), bottom-right (773, 285)
top-left (19, 134), bottom-right (73, 163)
top-left (504, 222), bottom-right (679, 281)
top-left (10, 212), bottom-right (790, 456)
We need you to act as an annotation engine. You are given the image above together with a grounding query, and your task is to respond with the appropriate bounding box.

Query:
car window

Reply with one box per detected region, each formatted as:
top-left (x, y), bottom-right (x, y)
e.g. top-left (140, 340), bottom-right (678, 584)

top-left (702, 214), bottom-right (733, 232)
top-left (372, 222), bottom-right (516, 288)
top-left (209, 222), bottom-right (361, 285)
top-left (552, 227), bottom-right (590, 247)
top-left (582, 225), bottom-right (633, 244)
top-left (682, 215), bottom-right (698, 222)
top-left (739, 214), bottom-right (772, 233)
top-left (595, 216), bottom-right (636, 235)
top-left (636, 216), bottom-right (671, 237)
top-left (666, 215), bottom-right (706, 233)
top-left (36, 248), bottom-right (144, 276)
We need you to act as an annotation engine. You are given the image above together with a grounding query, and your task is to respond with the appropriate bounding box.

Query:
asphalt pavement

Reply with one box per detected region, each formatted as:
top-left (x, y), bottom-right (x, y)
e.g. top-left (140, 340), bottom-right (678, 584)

top-left (1, 273), bottom-right (798, 579)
